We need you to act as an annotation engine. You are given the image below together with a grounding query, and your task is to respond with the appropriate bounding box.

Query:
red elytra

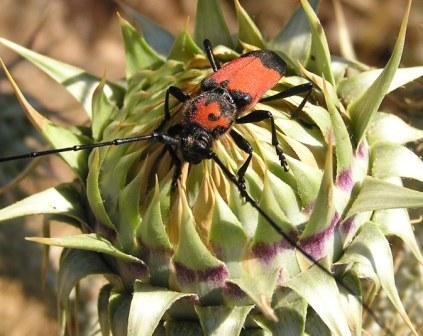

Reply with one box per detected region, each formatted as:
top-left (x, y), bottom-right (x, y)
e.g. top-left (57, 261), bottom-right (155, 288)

top-left (207, 50), bottom-right (286, 108)
top-left (184, 50), bottom-right (287, 136)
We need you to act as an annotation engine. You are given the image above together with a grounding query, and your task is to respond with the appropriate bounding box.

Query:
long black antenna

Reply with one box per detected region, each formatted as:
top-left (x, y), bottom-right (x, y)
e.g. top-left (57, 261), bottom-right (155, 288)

top-left (0, 133), bottom-right (178, 163)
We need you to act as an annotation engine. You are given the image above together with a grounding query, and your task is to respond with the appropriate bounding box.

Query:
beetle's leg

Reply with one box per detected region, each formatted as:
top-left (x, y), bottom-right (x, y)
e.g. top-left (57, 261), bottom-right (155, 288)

top-left (165, 144), bottom-right (182, 189)
top-left (156, 86), bottom-right (190, 131)
top-left (236, 110), bottom-right (289, 171)
top-left (203, 39), bottom-right (221, 72)
top-left (229, 129), bottom-right (253, 190)
top-left (260, 82), bottom-right (313, 120)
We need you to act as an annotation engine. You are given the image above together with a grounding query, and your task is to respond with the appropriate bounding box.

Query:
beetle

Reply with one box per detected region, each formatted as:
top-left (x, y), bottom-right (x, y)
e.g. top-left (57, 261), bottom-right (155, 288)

top-left (156, 39), bottom-right (312, 191)
top-left (0, 39), bottom-right (312, 193)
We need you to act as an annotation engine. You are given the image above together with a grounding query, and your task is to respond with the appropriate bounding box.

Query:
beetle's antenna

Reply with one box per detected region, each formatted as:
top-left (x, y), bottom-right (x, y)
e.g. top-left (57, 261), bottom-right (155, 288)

top-left (210, 151), bottom-right (393, 336)
top-left (0, 133), bottom-right (179, 163)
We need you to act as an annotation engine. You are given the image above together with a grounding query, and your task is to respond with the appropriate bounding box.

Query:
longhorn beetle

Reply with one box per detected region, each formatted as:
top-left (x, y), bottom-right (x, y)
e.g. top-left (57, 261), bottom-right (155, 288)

top-left (0, 39), bottom-right (390, 333)
top-left (0, 39), bottom-right (313, 189)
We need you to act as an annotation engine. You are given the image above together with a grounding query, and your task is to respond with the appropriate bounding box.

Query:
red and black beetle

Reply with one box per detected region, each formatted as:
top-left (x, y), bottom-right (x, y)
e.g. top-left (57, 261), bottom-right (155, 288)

top-left (0, 39), bottom-right (312, 192)
top-left (153, 39), bottom-right (312, 189)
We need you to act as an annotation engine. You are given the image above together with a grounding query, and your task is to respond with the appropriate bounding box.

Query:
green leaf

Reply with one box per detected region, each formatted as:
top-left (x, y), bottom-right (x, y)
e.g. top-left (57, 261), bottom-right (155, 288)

top-left (254, 289), bottom-right (307, 336)
top-left (266, 172), bottom-right (304, 225)
top-left (42, 124), bottom-right (90, 178)
top-left (209, 191), bottom-right (248, 270)
top-left (275, 117), bottom-right (323, 147)
top-left (338, 222), bottom-right (418, 336)
top-left (228, 182), bottom-right (258, 238)
top-left (119, 15), bottom-right (165, 78)
top-left (168, 30), bottom-right (203, 63)
top-left (302, 102), bottom-right (332, 139)
top-left (255, 173), bottom-right (296, 239)
top-left (117, 1), bottom-right (174, 55)
top-left (57, 249), bottom-right (117, 309)
top-left (338, 66), bottom-right (423, 105)
top-left (26, 233), bottom-right (143, 263)
top-left (348, 0), bottom-right (411, 145)
top-left (172, 190), bottom-right (227, 297)
top-left (373, 208), bottom-right (423, 263)
top-left (337, 272), bottom-right (362, 336)
top-left (0, 184), bottom-right (85, 224)
top-left (331, 57), bottom-right (353, 84)
top-left (138, 179), bottom-right (172, 251)
top-left (100, 147), bottom-right (140, 207)
top-left (166, 320), bottom-right (203, 336)
top-left (128, 281), bottom-right (194, 336)
top-left (194, 0), bottom-right (233, 48)
top-left (300, 0), bottom-right (335, 85)
top-left (371, 143), bottom-right (423, 182)
top-left (0, 38), bottom-right (124, 117)
top-left (285, 265), bottom-right (352, 336)
top-left (1, 59), bottom-right (89, 177)
top-left (109, 292), bottom-right (131, 336)
top-left (287, 157), bottom-right (322, 208)
top-left (196, 305), bottom-right (253, 336)
top-left (301, 144), bottom-right (335, 240)
top-left (87, 149), bottom-right (116, 229)
top-left (229, 268), bottom-right (280, 322)
top-left (322, 79), bottom-right (353, 177)
top-left (91, 80), bottom-right (118, 141)
top-left (235, 0), bottom-right (265, 48)
top-left (304, 307), bottom-right (331, 336)
top-left (138, 178), bottom-right (172, 288)
top-left (345, 176), bottom-right (423, 218)
top-left (368, 112), bottom-right (423, 145)
top-left (195, 305), bottom-right (254, 336)
top-left (173, 191), bottom-right (223, 270)
top-left (270, 0), bottom-right (319, 67)
top-left (118, 168), bottom-right (143, 251)
top-left (98, 284), bottom-right (114, 336)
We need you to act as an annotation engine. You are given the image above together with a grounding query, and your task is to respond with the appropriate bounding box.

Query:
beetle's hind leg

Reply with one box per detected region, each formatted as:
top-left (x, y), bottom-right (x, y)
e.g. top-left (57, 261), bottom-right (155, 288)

top-left (229, 129), bottom-right (254, 190)
top-left (260, 82), bottom-right (313, 121)
top-left (236, 110), bottom-right (289, 172)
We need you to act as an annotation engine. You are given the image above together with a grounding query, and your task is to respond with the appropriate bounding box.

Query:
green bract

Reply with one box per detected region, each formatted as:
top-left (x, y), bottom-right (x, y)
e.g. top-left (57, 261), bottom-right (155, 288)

top-left (0, 0), bottom-right (422, 335)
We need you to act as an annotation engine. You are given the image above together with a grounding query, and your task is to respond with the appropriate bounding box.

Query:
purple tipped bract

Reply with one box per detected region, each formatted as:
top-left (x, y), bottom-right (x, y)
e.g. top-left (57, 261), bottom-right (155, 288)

top-left (300, 212), bottom-right (340, 260)
top-left (252, 237), bottom-right (294, 264)
top-left (174, 261), bottom-right (228, 285)
top-left (337, 169), bottom-right (354, 192)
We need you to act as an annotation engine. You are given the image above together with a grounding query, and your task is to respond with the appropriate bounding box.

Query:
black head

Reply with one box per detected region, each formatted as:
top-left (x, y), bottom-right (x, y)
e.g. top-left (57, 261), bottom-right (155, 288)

top-left (179, 123), bottom-right (213, 164)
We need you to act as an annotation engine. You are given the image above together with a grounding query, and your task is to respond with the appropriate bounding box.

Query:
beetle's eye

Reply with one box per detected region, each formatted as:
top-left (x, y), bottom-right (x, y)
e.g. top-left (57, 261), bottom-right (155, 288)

top-left (242, 95), bottom-right (252, 103)
top-left (231, 92), bottom-right (252, 108)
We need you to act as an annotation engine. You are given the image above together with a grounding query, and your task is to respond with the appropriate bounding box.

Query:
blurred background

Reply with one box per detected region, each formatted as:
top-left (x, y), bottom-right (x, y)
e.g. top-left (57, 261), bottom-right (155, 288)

top-left (0, 0), bottom-right (422, 335)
